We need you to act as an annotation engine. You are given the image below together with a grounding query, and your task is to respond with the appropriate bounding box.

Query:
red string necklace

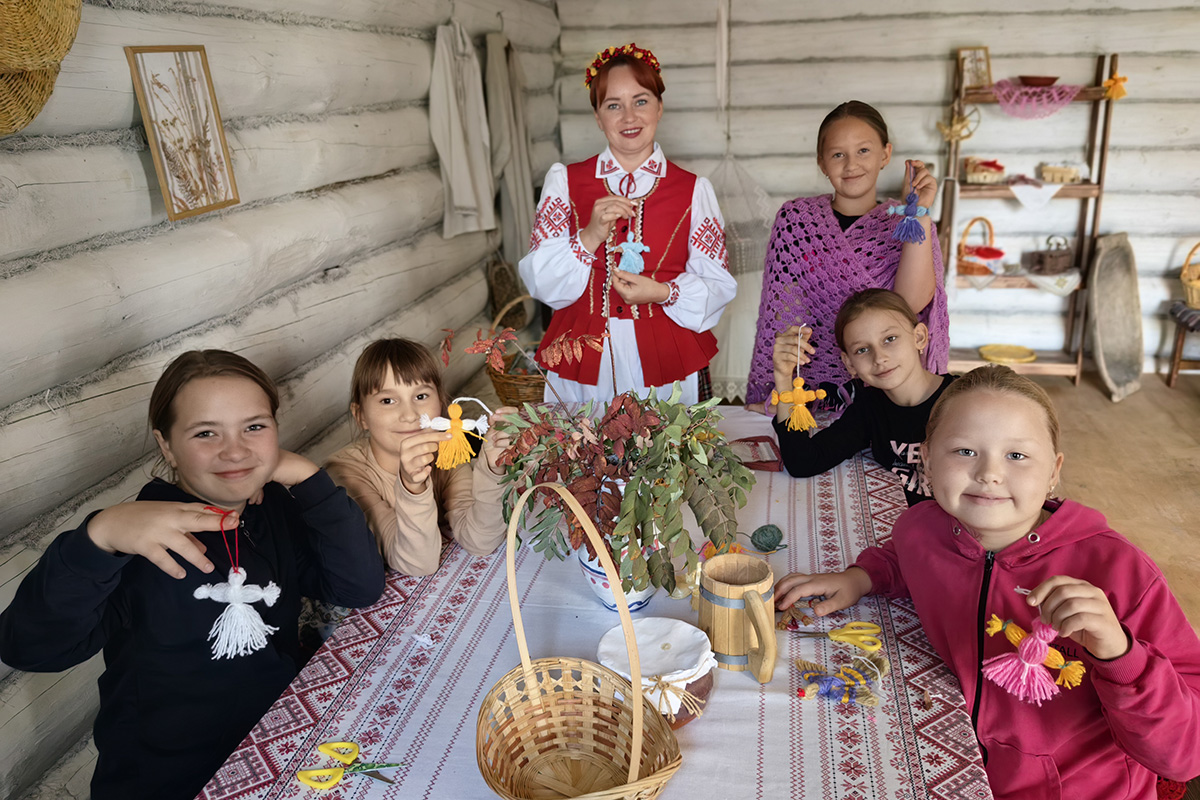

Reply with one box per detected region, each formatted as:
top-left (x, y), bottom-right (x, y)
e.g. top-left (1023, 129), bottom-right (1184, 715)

top-left (204, 506), bottom-right (241, 575)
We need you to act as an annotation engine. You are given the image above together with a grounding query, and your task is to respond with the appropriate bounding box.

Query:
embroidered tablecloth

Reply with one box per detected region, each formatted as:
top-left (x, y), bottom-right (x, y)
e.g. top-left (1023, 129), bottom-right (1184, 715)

top-left (200, 409), bottom-right (992, 800)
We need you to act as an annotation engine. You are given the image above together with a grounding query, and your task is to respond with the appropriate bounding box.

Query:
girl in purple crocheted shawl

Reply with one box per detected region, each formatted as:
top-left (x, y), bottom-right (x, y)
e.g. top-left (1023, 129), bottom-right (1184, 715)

top-left (746, 101), bottom-right (949, 410)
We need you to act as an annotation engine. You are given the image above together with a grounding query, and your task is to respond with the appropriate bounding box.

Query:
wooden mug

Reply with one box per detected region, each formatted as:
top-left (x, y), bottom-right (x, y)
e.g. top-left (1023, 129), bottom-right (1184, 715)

top-left (697, 553), bottom-right (777, 683)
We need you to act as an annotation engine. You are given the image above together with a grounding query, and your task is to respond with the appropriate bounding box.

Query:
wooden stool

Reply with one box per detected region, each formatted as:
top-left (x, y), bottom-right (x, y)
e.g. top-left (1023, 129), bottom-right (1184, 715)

top-left (1167, 301), bottom-right (1200, 388)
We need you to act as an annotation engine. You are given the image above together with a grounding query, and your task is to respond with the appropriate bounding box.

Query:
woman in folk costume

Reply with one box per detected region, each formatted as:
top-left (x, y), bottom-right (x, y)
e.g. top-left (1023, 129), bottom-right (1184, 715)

top-left (518, 44), bottom-right (738, 404)
top-left (745, 101), bottom-right (950, 411)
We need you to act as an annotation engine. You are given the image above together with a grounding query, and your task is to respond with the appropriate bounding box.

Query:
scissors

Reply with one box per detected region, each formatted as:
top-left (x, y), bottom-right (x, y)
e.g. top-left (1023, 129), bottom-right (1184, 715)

top-left (792, 621), bottom-right (883, 653)
top-left (296, 741), bottom-right (403, 790)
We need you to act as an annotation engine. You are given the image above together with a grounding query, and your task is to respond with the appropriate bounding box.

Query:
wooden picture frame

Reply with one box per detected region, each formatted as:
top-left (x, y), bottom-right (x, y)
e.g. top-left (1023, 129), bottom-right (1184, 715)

top-left (957, 46), bottom-right (993, 90)
top-left (124, 45), bottom-right (239, 221)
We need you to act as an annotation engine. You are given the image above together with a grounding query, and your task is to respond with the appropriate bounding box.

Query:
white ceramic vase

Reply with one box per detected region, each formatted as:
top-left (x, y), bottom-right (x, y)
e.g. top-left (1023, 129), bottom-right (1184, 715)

top-left (577, 547), bottom-right (657, 613)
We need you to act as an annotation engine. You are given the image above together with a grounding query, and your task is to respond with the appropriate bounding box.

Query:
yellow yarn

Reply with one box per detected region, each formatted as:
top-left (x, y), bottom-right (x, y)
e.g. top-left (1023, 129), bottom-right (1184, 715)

top-left (772, 377), bottom-right (826, 432)
top-left (435, 404), bottom-right (482, 470)
top-left (1103, 74), bottom-right (1128, 100)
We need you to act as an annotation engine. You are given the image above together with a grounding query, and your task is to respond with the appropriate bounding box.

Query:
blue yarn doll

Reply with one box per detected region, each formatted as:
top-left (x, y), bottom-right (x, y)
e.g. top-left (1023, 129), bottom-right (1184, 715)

top-left (615, 230), bottom-right (650, 275)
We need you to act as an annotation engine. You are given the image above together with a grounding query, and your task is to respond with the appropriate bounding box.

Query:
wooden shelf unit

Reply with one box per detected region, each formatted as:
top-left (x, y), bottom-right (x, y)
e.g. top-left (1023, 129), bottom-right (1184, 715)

top-left (947, 347), bottom-right (1082, 377)
top-left (958, 180), bottom-right (1101, 200)
top-left (938, 54), bottom-right (1119, 384)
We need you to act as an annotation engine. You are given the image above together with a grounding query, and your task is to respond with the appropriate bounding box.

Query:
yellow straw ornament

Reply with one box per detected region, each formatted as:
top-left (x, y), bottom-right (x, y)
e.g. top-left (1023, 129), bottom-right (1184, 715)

top-left (771, 377), bottom-right (826, 432)
top-left (420, 398), bottom-right (491, 471)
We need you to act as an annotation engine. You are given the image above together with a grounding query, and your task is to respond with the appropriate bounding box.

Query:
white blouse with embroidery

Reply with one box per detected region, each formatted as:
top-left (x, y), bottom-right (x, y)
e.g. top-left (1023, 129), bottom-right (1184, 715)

top-left (518, 144), bottom-right (737, 404)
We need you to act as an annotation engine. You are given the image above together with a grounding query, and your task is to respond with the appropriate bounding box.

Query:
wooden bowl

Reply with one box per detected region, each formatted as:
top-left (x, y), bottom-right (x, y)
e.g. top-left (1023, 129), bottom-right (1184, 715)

top-left (1018, 75), bottom-right (1059, 87)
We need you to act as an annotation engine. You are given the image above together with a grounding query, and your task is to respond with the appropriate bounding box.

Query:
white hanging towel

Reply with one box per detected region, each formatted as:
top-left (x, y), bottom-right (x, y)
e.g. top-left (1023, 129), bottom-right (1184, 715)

top-left (430, 21), bottom-right (496, 238)
top-left (486, 32), bottom-right (535, 266)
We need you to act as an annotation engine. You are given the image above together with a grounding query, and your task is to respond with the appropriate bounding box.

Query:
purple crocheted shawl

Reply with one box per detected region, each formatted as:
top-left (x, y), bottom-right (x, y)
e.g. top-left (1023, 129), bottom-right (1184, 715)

top-left (746, 195), bottom-right (949, 404)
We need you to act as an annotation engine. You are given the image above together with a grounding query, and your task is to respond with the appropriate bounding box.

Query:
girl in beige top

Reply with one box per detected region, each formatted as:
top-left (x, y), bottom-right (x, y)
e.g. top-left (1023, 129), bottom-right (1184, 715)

top-left (324, 339), bottom-right (514, 575)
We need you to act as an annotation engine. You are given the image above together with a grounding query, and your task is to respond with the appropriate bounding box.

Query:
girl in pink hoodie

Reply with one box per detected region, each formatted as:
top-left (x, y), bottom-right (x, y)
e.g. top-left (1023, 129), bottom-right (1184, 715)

top-left (776, 365), bottom-right (1200, 799)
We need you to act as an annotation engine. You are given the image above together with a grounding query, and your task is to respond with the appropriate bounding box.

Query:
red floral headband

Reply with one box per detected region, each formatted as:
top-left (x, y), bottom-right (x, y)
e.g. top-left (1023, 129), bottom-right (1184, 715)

top-left (583, 43), bottom-right (662, 88)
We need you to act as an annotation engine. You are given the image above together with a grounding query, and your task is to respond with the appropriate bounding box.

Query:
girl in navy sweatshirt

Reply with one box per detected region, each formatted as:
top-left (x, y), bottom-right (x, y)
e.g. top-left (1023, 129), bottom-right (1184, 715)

top-left (0, 350), bottom-right (385, 800)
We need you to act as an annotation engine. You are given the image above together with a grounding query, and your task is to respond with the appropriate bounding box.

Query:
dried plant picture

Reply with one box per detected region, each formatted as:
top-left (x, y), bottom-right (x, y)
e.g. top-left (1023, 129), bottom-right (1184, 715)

top-left (125, 45), bottom-right (239, 221)
top-left (957, 46), bottom-right (993, 91)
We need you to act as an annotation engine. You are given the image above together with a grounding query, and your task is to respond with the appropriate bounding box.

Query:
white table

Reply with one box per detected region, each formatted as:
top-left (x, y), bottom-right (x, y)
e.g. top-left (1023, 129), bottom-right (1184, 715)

top-left (201, 409), bottom-right (992, 800)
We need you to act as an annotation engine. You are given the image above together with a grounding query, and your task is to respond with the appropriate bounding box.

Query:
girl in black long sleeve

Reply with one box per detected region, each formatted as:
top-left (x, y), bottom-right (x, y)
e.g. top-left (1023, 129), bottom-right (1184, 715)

top-left (773, 289), bottom-right (954, 505)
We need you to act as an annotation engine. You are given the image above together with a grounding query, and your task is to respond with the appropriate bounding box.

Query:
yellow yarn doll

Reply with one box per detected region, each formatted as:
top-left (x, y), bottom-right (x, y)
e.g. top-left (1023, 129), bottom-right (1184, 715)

top-left (420, 398), bottom-right (491, 470)
top-left (771, 377), bottom-right (826, 432)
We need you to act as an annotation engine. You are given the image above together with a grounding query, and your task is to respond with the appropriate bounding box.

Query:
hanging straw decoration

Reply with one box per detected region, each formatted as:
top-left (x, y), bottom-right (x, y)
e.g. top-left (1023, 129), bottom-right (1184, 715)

top-left (981, 614), bottom-right (1086, 706)
top-left (193, 507), bottom-right (281, 660)
top-left (887, 162), bottom-right (927, 245)
top-left (420, 397), bottom-right (492, 470)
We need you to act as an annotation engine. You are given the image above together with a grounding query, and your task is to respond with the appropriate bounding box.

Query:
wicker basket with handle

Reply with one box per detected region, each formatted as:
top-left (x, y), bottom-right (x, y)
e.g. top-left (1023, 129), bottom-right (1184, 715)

top-left (477, 483), bottom-right (683, 800)
top-left (1181, 242), bottom-right (1200, 310)
top-left (956, 216), bottom-right (1005, 276)
top-left (486, 294), bottom-right (545, 406)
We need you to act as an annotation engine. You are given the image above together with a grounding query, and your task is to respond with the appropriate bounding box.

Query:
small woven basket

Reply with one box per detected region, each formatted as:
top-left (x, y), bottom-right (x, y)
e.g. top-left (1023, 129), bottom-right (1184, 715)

top-left (1181, 242), bottom-right (1200, 310)
top-left (956, 217), bottom-right (1004, 276)
top-left (477, 484), bottom-right (683, 800)
top-left (486, 294), bottom-right (545, 406)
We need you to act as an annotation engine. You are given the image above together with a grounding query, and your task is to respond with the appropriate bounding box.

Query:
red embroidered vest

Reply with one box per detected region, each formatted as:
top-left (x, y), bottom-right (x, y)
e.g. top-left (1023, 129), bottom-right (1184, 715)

top-left (535, 156), bottom-right (718, 386)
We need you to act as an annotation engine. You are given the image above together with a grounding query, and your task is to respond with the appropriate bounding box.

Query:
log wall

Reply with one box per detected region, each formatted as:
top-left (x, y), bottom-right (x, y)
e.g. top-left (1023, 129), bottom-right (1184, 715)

top-left (0, 1), bottom-right (559, 798)
top-left (556, 0), bottom-right (1200, 397)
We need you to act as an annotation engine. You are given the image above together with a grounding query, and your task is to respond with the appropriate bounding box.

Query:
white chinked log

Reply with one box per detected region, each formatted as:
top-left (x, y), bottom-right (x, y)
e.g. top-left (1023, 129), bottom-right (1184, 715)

top-left (730, 11), bottom-right (1200, 63)
top-left (564, 12), bottom-right (1199, 74)
top-left (517, 51), bottom-right (556, 91)
top-left (0, 168), bottom-right (444, 410)
top-left (209, 0), bottom-right (448, 29)
top-left (0, 232), bottom-right (497, 539)
top-left (1, 107), bottom-right (436, 262)
top-left (558, 0), bottom-right (1190, 26)
top-left (20, 5), bottom-right (434, 138)
top-left (524, 92), bottom-right (558, 141)
top-left (560, 28), bottom-right (715, 70)
top-left (453, 0), bottom-right (560, 49)
top-left (529, 140), bottom-right (561, 184)
top-left (0, 658), bottom-right (103, 800)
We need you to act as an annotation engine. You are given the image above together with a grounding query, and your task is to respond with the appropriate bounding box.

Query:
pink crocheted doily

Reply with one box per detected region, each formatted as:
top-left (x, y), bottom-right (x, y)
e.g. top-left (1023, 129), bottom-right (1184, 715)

top-left (991, 79), bottom-right (1083, 119)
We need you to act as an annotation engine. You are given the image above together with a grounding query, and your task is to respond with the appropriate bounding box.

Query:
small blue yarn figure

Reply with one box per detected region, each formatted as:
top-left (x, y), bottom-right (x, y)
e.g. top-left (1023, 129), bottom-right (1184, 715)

top-left (887, 163), bottom-right (927, 245)
top-left (615, 230), bottom-right (650, 274)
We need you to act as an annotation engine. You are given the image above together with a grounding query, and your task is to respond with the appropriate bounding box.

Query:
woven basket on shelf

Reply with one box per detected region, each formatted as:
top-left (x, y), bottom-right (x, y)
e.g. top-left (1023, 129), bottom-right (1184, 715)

top-left (0, 0), bottom-right (82, 136)
top-left (477, 484), bottom-right (683, 800)
top-left (1181, 243), bottom-right (1200, 310)
top-left (486, 294), bottom-right (545, 406)
top-left (956, 216), bottom-right (1005, 276)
